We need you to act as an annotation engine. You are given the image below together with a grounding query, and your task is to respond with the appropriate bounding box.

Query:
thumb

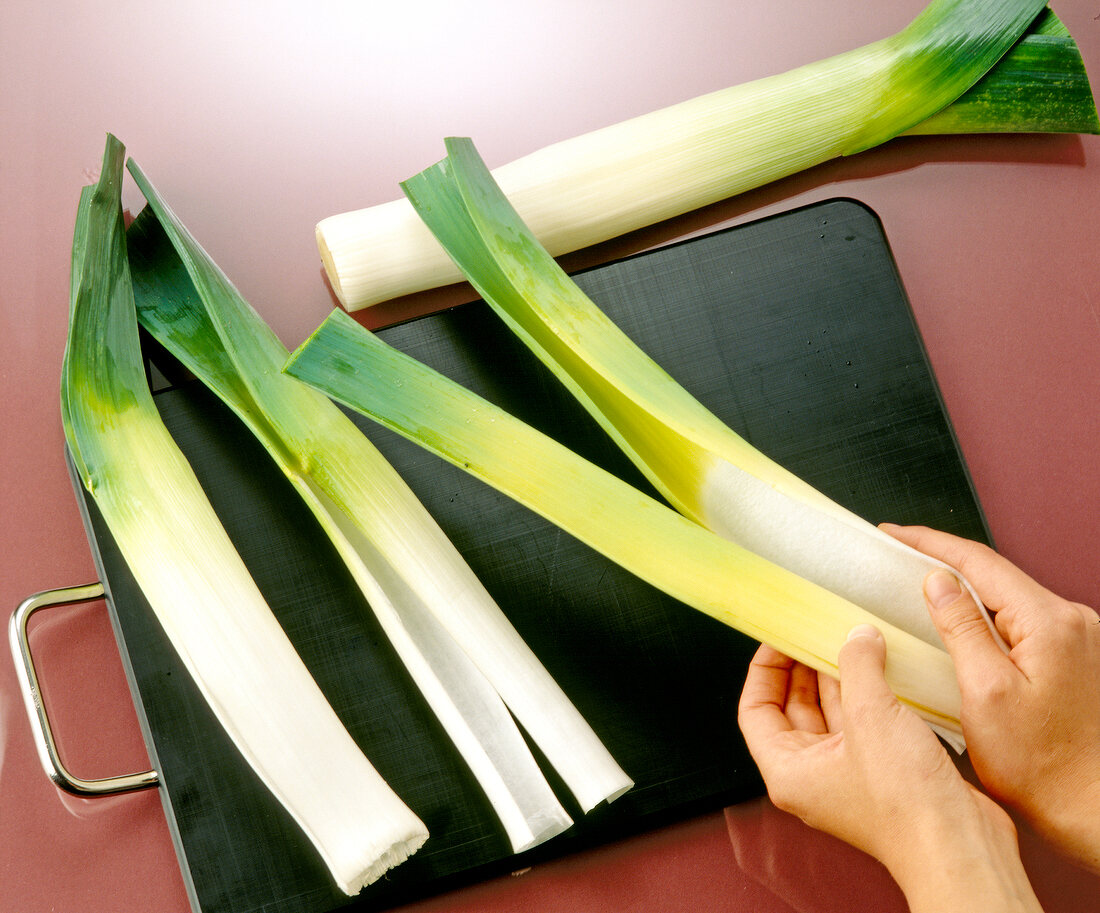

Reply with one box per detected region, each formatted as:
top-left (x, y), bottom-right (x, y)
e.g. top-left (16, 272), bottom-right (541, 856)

top-left (837, 625), bottom-right (896, 723)
top-left (924, 569), bottom-right (1007, 674)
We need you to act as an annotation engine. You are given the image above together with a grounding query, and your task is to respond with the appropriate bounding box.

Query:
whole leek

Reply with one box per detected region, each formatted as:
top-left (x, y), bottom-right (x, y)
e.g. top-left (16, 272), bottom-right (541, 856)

top-left (316, 0), bottom-right (1097, 309)
top-left (63, 135), bottom-right (427, 895)
top-left (124, 157), bottom-right (632, 852)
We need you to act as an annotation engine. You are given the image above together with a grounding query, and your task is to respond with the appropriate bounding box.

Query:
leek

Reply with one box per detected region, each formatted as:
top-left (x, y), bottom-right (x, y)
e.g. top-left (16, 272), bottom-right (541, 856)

top-left (910, 8), bottom-right (1100, 135)
top-left (399, 137), bottom-right (1000, 661)
top-left (284, 309), bottom-right (967, 741)
top-left (63, 135), bottom-right (427, 895)
top-left (124, 157), bottom-right (632, 852)
top-left (316, 0), bottom-right (1098, 310)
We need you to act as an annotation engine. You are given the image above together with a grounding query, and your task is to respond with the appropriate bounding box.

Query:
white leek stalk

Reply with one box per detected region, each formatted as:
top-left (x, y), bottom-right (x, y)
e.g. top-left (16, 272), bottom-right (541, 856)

top-left (124, 156), bottom-right (632, 851)
top-left (63, 135), bottom-right (427, 895)
top-left (284, 309), bottom-right (967, 743)
top-left (317, 0), bottom-right (1097, 309)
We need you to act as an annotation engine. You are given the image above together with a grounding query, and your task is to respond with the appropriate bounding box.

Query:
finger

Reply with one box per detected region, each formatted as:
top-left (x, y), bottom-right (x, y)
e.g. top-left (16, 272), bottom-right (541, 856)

top-left (817, 669), bottom-right (843, 732)
top-left (837, 625), bottom-right (898, 726)
top-left (880, 524), bottom-right (995, 575)
top-left (785, 661), bottom-right (829, 734)
top-left (924, 568), bottom-right (1016, 665)
top-left (880, 524), bottom-right (1048, 613)
top-left (739, 644), bottom-right (796, 713)
top-left (738, 644), bottom-right (797, 746)
top-left (994, 593), bottom-right (1100, 654)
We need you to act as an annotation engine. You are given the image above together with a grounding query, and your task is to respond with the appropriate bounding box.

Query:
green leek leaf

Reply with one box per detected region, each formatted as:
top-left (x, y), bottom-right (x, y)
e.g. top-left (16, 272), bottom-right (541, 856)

top-left (909, 9), bottom-right (1100, 135)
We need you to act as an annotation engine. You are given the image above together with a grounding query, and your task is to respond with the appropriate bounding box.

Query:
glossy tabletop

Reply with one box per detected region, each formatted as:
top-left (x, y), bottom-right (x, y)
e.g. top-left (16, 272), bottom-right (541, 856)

top-left (3, 1), bottom-right (1099, 911)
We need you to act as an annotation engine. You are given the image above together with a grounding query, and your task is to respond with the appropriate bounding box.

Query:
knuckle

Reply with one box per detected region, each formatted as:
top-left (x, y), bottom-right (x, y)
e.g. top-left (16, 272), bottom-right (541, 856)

top-left (966, 667), bottom-right (1016, 710)
top-left (938, 600), bottom-right (991, 642)
top-left (758, 767), bottom-right (800, 815)
top-left (766, 783), bottom-right (798, 815)
top-left (1039, 598), bottom-right (1095, 644)
top-left (950, 539), bottom-right (1000, 579)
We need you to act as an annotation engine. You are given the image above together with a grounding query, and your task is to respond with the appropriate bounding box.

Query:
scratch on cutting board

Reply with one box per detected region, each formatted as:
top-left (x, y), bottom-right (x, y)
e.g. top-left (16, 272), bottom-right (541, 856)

top-left (543, 526), bottom-right (563, 593)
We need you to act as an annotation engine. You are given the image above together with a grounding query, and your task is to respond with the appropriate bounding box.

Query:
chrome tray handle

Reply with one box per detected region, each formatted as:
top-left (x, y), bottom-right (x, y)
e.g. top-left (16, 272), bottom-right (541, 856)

top-left (9, 583), bottom-right (159, 796)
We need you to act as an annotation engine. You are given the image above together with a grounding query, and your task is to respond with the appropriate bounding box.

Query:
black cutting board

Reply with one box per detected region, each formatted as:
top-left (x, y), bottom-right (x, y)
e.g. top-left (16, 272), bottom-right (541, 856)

top-left (72, 198), bottom-right (989, 913)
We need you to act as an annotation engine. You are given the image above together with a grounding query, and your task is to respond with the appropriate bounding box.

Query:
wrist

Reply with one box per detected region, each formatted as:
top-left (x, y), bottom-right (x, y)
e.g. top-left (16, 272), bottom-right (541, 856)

top-left (1025, 774), bottom-right (1100, 875)
top-left (886, 806), bottom-right (1042, 913)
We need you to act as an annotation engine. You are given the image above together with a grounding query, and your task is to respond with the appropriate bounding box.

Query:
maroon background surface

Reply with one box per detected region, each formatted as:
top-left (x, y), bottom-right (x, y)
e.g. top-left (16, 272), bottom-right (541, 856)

top-left (2, 1), bottom-right (1099, 910)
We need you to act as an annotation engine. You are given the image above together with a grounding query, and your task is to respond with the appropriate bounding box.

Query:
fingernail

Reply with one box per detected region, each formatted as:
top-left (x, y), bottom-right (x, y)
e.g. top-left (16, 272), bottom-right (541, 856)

top-left (925, 569), bottom-right (962, 609)
top-left (847, 624), bottom-right (882, 642)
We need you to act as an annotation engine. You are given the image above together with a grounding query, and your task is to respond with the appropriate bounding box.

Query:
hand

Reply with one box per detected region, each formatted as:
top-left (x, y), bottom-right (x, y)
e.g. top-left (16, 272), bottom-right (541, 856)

top-left (884, 524), bottom-right (1100, 874)
top-left (738, 627), bottom-right (1042, 913)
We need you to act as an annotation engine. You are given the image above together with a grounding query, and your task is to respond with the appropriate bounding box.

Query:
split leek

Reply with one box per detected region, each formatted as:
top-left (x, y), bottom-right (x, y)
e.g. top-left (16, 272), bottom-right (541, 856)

top-left (316, 0), bottom-right (1098, 310)
top-left (398, 137), bottom-right (1002, 660)
top-left (63, 135), bottom-right (427, 895)
top-left (284, 308), bottom-right (967, 743)
top-left (123, 156), bottom-right (632, 851)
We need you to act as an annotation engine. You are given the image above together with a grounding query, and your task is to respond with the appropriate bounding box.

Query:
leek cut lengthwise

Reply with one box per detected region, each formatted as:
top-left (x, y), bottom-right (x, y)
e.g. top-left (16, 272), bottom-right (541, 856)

top-left (124, 156), bottom-right (632, 854)
top-left (316, 0), bottom-right (1098, 309)
top-left (399, 138), bottom-right (1002, 667)
top-left (62, 136), bottom-right (427, 896)
top-left (284, 309), bottom-right (967, 741)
